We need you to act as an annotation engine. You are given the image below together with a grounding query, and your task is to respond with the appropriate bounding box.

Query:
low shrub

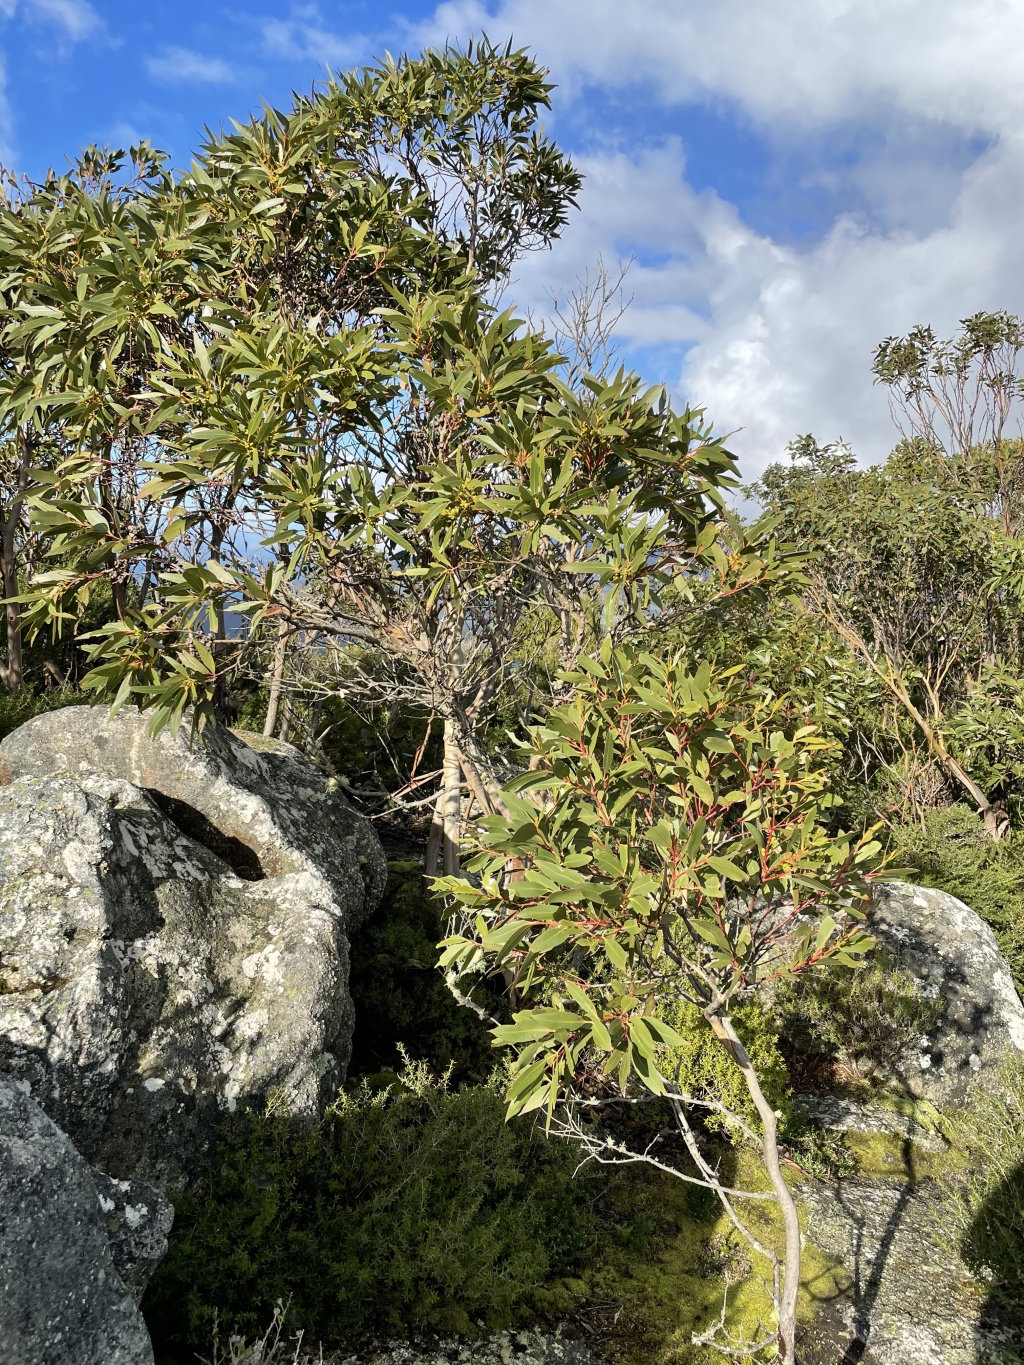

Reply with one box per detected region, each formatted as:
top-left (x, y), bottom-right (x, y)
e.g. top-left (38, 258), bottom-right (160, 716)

top-left (143, 1060), bottom-right (594, 1362)
top-left (200, 1301), bottom-right (312, 1365)
top-left (774, 959), bottom-right (944, 1084)
top-left (895, 805), bottom-right (1024, 992)
top-left (658, 998), bottom-right (790, 1137)
top-left (0, 683), bottom-right (83, 742)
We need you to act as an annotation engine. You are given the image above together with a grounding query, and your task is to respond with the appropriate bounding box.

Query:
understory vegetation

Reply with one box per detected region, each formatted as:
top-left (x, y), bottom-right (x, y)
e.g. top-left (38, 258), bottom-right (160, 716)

top-left (2, 32), bottom-right (1024, 1365)
top-left (144, 1059), bottom-right (594, 1358)
top-left (952, 1054), bottom-right (1024, 1319)
top-left (140, 868), bottom-right (1017, 1363)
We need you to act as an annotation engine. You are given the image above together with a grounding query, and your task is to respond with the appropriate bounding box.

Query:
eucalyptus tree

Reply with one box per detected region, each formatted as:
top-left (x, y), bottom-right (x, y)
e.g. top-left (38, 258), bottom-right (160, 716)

top-left (7, 41), bottom-right (794, 875)
top-left (0, 40), bottom-right (575, 715)
top-left (438, 644), bottom-right (881, 1363)
top-left (873, 310), bottom-right (1024, 535)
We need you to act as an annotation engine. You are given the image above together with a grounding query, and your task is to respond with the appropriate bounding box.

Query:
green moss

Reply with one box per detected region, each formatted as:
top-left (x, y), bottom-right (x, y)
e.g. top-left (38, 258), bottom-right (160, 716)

top-left (229, 728), bottom-right (288, 754)
top-left (658, 1000), bottom-right (790, 1139)
top-left (842, 1129), bottom-right (950, 1182)
top-left (532, 1149), bottom-right (849, 1365)
top-left (868, 1091), bottom-right (947, 1136)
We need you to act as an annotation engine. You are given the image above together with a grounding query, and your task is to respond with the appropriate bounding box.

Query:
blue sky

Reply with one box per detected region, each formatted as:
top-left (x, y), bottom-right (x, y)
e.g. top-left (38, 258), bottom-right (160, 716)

top-left (5, 0), bottom-right (1024, 477)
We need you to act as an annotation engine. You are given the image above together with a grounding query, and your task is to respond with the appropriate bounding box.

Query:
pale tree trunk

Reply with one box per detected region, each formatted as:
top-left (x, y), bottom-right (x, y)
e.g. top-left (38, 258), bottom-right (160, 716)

top-left (209, 504), bottom-right (237, 722)
top-left (278, 689), bottom-right (293, 744)
top-left (455, 721), bottom-right (509, 817)
top-left (441, 719), bottom-right (462, 877)
top-left (0, 437), bottom-right (31, 693)
top-left (424, 721), bottom-right (509, 877)
top-left (1, 518), bottom-right (23, 692)
top-left (708, 1014), bottom-right (801, 1365)
top-left (425, 787), bottom-right (445, 878)
top-left (263, 625), bottom-right (288, 737)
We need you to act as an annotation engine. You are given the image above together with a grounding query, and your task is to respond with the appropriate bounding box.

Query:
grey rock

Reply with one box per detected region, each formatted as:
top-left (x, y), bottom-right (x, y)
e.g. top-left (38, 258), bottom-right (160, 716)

top-left (792, 1093), bottom-right (946, 1152)
top-left (799, 1175), bottom-right (1020, 1365)
top-left (0, 706), bottom-right (386, 1189)
top-left (869, 882), bottom-right (1024, 1105)
top-left (0, 1073), bottom-right (154, 1365)
top-left (91, 1171), bottom-right (174, 1304)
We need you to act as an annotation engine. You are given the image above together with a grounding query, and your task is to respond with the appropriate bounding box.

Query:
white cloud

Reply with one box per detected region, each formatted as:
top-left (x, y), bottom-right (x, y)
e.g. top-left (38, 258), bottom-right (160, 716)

top-left (146, 46), bottom-right (236, 86)
top-left (27, 0), bottom-right (101, 42)
top-left (107, 120), bottom-right (145, 147)
top-left (510, 134), bottom-right (1024, 477)
top-left (261, 4), bottom-right (361, 68)
top-left (424, 0), bottom-right (1024, 140)
top-left (417, 0), bottom-right (1024, 476)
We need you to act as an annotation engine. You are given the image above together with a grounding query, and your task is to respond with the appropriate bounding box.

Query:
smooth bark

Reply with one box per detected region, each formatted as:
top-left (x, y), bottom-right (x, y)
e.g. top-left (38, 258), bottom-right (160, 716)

top-left (263, 626), bottom-right (288, 737)
top-left (441, 719), bottom-right (462, 877)
top-left (709, 1014), bottom-right (801, 1365)
top-left (0, 437), bottom-right (31, 692)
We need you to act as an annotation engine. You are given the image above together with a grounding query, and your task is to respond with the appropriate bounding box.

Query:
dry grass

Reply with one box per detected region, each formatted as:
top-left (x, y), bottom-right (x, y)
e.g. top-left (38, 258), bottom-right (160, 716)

top-left (200, 1301), bottom-right (326, 1365)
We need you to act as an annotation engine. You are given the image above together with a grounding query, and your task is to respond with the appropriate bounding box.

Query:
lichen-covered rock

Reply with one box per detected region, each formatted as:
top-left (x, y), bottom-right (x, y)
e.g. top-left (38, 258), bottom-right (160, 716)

top-left (0, 706), bottom-right (386, 1189)
top-left (798, 1175), bottom-right (1020, 1365)
top-left (792, 1094), bottom-right (946, 1152)
top-left (870, 881), bottom-right (1024, 1105)
top-left (0, 1074), bottom-right (155, 1365)
top-left (92, 1171), bottom-right (174, 1304)
top-left (336, 1330), bottom-right (596, 1365)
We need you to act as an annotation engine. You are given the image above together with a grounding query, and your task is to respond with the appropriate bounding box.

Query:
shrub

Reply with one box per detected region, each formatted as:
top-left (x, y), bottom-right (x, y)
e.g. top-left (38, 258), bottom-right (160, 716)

top-left (895, 805), bottom-right (1024, 992)
top-left (0, 684), bottom-right (83, 742)
top-left (658, 998), bottom-right (790, 1137)
top-left (200, 1301), bottom-right (311, 1365)
top-left (774, 959), bottom-right (943, 1083)
top-left (143, 1060), bottom-right (594, 1362)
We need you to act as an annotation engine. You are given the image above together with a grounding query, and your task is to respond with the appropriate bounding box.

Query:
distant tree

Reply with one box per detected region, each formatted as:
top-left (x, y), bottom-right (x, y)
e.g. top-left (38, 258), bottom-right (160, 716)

top-left (753, 319), bottom-right (1024, 839)
top-left (873, 310), bottom-right (1024, 535)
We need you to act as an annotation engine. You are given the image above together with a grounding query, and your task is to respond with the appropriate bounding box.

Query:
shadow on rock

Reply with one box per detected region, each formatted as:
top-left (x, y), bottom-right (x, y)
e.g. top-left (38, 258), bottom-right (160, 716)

top-left (833, 1138), bottom-right (919, 1364)
top-left (798, 1139), bottom-right (995, 1365)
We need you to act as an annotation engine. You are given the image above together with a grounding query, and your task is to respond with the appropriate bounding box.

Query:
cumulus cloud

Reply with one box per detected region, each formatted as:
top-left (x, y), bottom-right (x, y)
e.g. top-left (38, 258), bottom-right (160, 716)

top-left (261, 4), bottom-right (362, 68)
top-left (146, 46), bottom-right (236, 86)
top-left (418, 0), bottom-right (1024, 475)
top-left (423, 0), bottom-right (1024, 138)
top-left (510, 134), bottom-right (1024, 475)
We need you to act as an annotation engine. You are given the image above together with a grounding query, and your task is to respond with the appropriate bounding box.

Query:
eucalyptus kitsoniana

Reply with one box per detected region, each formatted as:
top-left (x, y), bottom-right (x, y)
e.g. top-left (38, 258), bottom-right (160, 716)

top-left (437, 645), bottom-right (882, 1363)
